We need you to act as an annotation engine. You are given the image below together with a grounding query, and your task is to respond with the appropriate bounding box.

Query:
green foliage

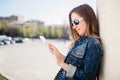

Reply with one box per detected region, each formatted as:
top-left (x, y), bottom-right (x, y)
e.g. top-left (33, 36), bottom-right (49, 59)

top-left (55, 28), bottom-right (62, 38)
top-left (6, 26), bottom-right (21, 37)
top-left (0, 22), bottom-right (2, 29)
top-left (0, 21), bottom-right (70, 39)
top-left (0, 21), bottom-right (9, 35)
top-left (42, 28), bottom-right (49, 38)
top-left (48, 26), bottom-right (56, 38)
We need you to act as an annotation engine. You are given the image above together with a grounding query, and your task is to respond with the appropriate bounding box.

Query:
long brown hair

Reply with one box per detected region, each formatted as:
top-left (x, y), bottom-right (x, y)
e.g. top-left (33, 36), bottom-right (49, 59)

top-left (69, 4), bottom-right (102, 48)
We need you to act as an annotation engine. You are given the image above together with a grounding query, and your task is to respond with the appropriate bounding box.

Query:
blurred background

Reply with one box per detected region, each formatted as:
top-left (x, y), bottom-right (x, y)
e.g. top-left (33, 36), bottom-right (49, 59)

top-left (0, 0), bottom-right (96, 80)
top-left (0, 0), bottom-right (120, 80)
top-left (0, 0), bottom-right (96, 40)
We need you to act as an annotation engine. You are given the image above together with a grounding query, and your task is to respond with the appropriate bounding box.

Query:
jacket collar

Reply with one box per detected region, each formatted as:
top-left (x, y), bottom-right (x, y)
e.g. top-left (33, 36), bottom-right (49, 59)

top-left (75, 35), bottom-right (88, 45)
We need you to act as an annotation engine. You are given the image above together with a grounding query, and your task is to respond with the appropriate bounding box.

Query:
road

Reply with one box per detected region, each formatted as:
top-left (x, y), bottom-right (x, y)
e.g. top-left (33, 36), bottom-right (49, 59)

top-left (0, 39), bottom-right (70, 80)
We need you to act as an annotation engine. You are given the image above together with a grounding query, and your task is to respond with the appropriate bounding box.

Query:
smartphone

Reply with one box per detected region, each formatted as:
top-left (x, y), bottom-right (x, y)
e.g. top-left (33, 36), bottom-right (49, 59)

top-left (39, 36), bottom-right (53, 54)
top-left (39, 36), bottom-right (48, 45)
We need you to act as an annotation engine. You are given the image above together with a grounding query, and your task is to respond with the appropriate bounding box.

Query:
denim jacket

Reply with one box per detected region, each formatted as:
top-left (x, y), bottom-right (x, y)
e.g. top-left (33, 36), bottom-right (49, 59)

top-left (54, 36), bottom-right (103, 80)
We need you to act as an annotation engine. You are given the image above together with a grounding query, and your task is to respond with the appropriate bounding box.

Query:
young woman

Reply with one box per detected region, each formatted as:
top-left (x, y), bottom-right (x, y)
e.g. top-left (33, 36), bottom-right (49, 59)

top-left (48, 4), bottom-right (103, 80)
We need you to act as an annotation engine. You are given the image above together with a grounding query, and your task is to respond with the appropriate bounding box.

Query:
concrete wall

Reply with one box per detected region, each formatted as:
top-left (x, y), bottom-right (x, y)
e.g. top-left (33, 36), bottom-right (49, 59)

top-left (96, 0), bottom-right (120, 80)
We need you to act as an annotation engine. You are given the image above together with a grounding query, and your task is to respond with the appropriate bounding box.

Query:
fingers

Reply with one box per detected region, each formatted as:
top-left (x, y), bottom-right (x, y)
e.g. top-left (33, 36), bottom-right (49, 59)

top-left (48, 42), bottom-right (57, 50)
top-left (48, 42), bottom-right (60, 56)
top-left (48, 42), bottom-right (54, 50)
top-left (48, 42), bottom-right (56, 54)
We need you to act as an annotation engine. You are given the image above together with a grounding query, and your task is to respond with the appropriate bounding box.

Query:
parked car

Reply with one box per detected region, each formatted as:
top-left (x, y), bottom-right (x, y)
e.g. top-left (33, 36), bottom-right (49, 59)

top-left (0, 35), bottom-right (11, 45)
top-left (12, 38), bottom-right (24, 43)
top-left (1, 39), bottom-right (11, 45)
top-left (0, 35), bottom-right (17, 45)
top-left (0, 41), bottom-right (4, 45)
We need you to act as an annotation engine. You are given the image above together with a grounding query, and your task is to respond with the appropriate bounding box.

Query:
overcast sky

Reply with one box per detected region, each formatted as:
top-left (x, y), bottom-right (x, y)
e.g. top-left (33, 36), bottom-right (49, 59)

top-left (0, 0), bottom-right (96, 25)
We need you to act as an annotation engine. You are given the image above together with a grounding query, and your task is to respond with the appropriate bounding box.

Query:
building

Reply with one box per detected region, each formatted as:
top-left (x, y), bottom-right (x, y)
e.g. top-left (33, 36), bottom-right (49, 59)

top-left (0, 15), bottom-right (24, 22)
top-left (25, 20), bottom-right (44, 28)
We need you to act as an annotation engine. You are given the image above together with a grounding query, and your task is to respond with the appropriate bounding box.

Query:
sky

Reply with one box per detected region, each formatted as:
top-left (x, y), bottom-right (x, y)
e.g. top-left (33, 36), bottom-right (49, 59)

top-left (0, 0), bottom-right (96, 25)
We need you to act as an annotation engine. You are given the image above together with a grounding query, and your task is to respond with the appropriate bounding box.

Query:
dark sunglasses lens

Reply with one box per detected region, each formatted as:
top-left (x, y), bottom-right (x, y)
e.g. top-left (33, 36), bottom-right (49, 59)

top-left (74, 19), bottom-right (79, 25)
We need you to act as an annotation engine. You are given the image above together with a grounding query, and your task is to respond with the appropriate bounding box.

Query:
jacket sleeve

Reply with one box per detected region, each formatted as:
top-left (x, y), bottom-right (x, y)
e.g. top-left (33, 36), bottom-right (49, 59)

top-left (66, 43), bottom-right (103, 79)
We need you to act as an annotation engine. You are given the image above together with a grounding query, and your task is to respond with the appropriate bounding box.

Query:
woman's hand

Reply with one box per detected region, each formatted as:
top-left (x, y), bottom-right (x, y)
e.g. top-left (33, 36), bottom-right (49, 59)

top-left (48, 42), bottom-right (65, 66)
top-left (48, 42), bottom-right (69, 70)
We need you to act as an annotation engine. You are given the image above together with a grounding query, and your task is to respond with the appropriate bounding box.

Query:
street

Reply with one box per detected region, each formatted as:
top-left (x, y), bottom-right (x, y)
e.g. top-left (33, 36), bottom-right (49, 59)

top-left (0, 39), bottom-right (70, 80)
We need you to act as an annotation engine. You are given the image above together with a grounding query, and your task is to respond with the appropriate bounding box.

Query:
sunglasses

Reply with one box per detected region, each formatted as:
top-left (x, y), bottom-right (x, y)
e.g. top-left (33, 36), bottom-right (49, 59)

top-left (71, 18), bottom-right (83, 27)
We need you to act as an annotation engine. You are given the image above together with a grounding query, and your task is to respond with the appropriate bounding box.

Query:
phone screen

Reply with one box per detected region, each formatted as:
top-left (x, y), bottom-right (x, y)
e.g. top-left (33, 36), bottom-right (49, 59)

top-left (39, 36), bottom-right (48, 45)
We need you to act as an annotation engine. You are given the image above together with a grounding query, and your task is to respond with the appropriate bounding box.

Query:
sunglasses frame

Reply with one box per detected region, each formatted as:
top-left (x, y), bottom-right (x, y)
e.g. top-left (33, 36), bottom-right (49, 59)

top-left (71, 18), bottom-right (83, 27)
